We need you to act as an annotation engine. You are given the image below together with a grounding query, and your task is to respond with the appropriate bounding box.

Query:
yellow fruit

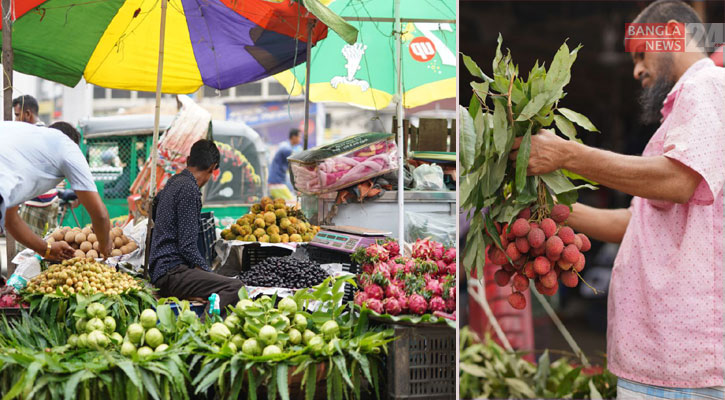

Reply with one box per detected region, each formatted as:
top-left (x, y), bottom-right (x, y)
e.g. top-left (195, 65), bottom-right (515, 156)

top-left (260, 196), bottom-right (272, 207)
top-left (302, 233), bottom-right (314, 242)
top-left (253, 228), bottom-right (266, 238)
top-left (236, 218), bottom-right (245, 225)
top-left (279, 218), bottom-right (291, 229)
top-left (290, 234), bottom-right (302, 243)
top-left (250, 204), bottom-right (262, 214)
top-left (231, 224), bottom-right (242, 235)
top-left (269, 233), bottom-right (281, 243)
top-left (297, 223), bottom-right (308, 234)
top-left (240, 225), bottom-right (252, 236)
top-left (287, 226), bottom-right (298, 235)
top-left (258, 235), bottom-right (270, 243)
top-left (281, 234), bottom-right (289, 243)
top-left (264, 204), bottom-right (275, 212)
top-left (274, 198), bottom-right (286, 207)
top-left (274, 209), bottom-right (287, 219)
top-left (236, 235), bottom-right (244, 241)
top-left (244, 234), bottom-right (257, 242)
top-left (266, 225), bottom-right (279, 235)
top-left (254, 218), bottom-right (265, 229)
top-left (289, 217), bottom-right (298, 224)
top-left (263, 212), bottom-right (276, 225)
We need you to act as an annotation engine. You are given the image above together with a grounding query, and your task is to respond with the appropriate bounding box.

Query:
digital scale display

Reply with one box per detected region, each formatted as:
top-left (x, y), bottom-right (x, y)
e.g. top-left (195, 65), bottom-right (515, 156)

top-left (309, 226), bottom-right (390, 254)
top-left (311, 232), bottom-right (358, 250)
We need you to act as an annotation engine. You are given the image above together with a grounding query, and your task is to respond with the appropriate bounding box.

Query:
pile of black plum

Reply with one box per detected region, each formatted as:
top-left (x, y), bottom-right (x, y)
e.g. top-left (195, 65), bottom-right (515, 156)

top-left (238, 256), bottom-right (330, 288)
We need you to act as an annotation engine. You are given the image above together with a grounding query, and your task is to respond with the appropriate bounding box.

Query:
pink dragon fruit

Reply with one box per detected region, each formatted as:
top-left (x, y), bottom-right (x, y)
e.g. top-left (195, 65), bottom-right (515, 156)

top-left (374, 262), bottom-right (392, 280)
top-left (448, 287), bottom-right (456, 302)
top-left (362, 263), bottom-right (374, 274)
top-left (425, 279), bottom-right (443, 297)
top-left (429, 296), bottom-right (446, 313)
top-left (436, 260), bottom-right (447, 273)
top-left (432, 243), bottom-right (444, 261)
top-left (364, 284), bottom-right (384, 300)
top-left (385, 284), bottom-right (403, 299)
top-left (383, 240), bottom-right (400, 257)
top-left (404, 259), bottom-right (415, 274)
top-left (383, 298), bottom-right (402, 316)
top-left (397, 295), bottom-right (409, 312)
top-left (445, 297), bottom-right (456, 313)
top-left (446, 263), bottom-right (456, 276)
top-left (358, 274), bottom-right (372, 288)
top-left (365, 244), bottom-right (389, 262)
top-left (409, 294), bottom-right (428, 315)
top-left (366, 298), bottom-right (384, 314)
top-left (412, 239), bottom-right (433, 259)
top-left (354, 291), bottom-right (369, 306)
top-left (443, 247), bottom-right (456, 264)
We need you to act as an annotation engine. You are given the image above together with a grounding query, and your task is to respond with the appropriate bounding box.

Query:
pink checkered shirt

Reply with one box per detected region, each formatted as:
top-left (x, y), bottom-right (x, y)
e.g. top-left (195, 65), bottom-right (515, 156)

top-left (607, 58), bottom-right (725, 387)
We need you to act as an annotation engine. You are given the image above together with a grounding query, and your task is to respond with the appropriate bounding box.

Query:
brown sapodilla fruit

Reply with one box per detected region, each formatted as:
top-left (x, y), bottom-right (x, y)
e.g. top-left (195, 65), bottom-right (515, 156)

top-left (562, 244), bottom-right (580, 263)
top-left (527, 228), bottom-right (545, 248)
top-left (551, 204), bottom-right (570, 223)
top-left (513, 273), bottom-right (530, 291)
top-left (494, 269), bottom-right (512, 287)
top-left (508, 292), bottom-right (527, 309)
top-left (561, 270), bottom-right (579, 288)
top-left (533, 256), bottom-right (551, 275)
top-left (511, 218), bottom-right (531, 238)
top-left (557, 227), bottom-right (575, 245)
top-left (577, 233), bottom-right (591, 252)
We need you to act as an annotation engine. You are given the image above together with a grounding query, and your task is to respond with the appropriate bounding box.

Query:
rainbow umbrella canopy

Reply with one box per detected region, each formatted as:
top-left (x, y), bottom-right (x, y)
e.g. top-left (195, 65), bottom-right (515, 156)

top-left (0, 0), bottom-right (356, 93)
top-left (276, 0), bottom-right (456, 110)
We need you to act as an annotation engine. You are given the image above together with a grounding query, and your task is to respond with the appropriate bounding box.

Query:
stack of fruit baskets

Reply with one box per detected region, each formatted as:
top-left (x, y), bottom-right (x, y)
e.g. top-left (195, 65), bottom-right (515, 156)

top-left (220, 197), bottom-right (320, 243)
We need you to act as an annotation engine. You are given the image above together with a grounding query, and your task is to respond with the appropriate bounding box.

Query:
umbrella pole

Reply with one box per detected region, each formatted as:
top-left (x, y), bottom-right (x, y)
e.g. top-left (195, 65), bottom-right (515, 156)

top-left (394, 0), bottom-right (404, 251)
top-left (143, 0), bottom-right (168, 278)
top-left (2, 0), bottom-right (14, 275)
top-left (303, 20), bottom-right (316, 150)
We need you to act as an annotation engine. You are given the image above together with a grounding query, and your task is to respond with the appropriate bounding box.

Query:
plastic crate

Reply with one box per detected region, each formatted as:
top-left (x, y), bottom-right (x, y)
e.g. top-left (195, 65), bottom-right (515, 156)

top-left (306, 245), bottom-right (360, 302)
top-left (197, 211), bottom-right (217, 267)
top-left (386, 323), bottom-right (456, 399)
top-left (240, 244), bottom-right (295, 272)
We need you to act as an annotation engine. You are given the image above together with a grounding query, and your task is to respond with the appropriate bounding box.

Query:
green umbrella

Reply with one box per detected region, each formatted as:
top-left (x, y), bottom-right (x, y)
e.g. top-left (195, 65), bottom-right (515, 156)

top-left (276, 0), bottom-right (456, 110)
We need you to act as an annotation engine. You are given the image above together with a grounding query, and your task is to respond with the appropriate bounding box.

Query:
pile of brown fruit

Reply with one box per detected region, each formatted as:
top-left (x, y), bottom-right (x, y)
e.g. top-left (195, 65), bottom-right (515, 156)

top-left (47, 226), bottom-right (137, 259)
top-left (220, 197), bottom-right (319, 243)
top-left (25, 257), bottom-right (141, 296)
top-left (487, 204), bottom-right (592, 310)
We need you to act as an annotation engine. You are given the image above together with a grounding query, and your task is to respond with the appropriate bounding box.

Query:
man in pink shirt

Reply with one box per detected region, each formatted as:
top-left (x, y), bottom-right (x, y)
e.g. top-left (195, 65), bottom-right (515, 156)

top-left (512, 0), bottom-right (725, 396)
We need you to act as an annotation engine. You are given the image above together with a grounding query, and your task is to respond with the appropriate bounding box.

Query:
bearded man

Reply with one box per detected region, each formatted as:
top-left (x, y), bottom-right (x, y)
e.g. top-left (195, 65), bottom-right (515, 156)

top-left (511, 0), bottom-right (725, 396)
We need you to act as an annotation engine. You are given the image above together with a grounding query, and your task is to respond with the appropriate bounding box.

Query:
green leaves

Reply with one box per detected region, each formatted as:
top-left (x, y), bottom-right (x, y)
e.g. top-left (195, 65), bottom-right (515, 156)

top-left (515, 125), bottom-right (532, 194)
top-left (553, 114), bottom-right (578, 141)
top-left (558, 108), bottom-right (599, 132)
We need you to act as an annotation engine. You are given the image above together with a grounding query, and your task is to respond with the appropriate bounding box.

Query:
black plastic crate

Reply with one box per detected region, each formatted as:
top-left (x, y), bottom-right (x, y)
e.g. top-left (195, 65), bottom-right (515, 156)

top-left (386, 323), bottom-right (456, 399)
top-left (306, 245), bottom-right (360, 302)
top-left (197, 211), bottom-right (217, 267)
top-left (241, 244), bottom-right (295, 272)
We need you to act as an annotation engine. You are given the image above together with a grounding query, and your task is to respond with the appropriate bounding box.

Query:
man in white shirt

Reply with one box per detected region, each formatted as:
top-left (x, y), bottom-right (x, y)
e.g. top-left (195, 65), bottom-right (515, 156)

top-left (0, 121), bottom-right (112, 260)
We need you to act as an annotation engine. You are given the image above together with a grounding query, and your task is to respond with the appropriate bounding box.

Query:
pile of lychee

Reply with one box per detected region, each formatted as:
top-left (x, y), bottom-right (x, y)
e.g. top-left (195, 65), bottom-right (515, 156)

top-left (487, 204), bottom-right (591, 310)
top-left (47, 226), bottom-right (137, 259)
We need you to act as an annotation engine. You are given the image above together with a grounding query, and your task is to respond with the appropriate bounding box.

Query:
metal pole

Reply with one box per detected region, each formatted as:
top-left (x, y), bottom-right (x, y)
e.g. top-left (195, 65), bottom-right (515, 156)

top-left (143, 0), bottom-right (167, 278)
top-left (394, 0), bottom-right (405, 251)
top-left (2, 0), bottom-right (15, 276)
top-left (303, 19), bottom-right (316, 150)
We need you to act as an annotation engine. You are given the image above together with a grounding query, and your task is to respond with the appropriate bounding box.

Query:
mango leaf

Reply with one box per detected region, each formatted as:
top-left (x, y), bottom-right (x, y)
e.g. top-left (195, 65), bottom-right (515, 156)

top-left (463, 53), bottom-right (493, 82)
top-left (471, 81), bottom-right (489, 104)
top-left (544, 42), bottom-right (573, 95)
top-left (459, 105), bottom-right (476, 172)
top-left (492, 99), bottom-right (509, 154)
top-left (553, 114), bottom-right (577, 141)
top-left (556, 189), bottom-right (578, 206)
top-left (562, 169), bottom-right (598, 185)
top-left (492, 33), bottom-right (504, 74)
top-left (515, 125), bottom-right (532, 193)
top-left (485, 154), bottom-right (508, 198)
top-left (540, 171), bottom-right (596, 194)
top-left (558, 107), bottom-right (599, 132)
top-left (516, 92), bottom-right (550, 121)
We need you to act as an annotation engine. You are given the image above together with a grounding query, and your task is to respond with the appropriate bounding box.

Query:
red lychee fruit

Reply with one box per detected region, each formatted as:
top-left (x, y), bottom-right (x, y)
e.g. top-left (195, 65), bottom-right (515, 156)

top-left (511, 218), bottom-right (531, 238)
top-left (533, 256), bottom-right (551, 275)
top-left (523, 262), bottom-right (536, 279)
top-left (488, 246), bottom-right (508, 265)
top-left (545, 236), bottom-right (564, 257)
top-left (513, 273), bottom-right (530, 291)
top-left (562, 244), bottom-right (580, 264)
top-left (527, 228), bottom-right (545, 248)
top-left (577, 233), bottom-right (591, 252)
top-left (515, 237), bottom-right (530, 254)
top-left (506, 242), bottom-right (521, 262)
top-left (494, 269), bottom-right (512, 287)
top-left (557, 259), bottom-right (573, 271)
top-left (530, 245), bottom-right (546, 257)
top-left (573, 234), bottom-right (583, 250)
top-left (499, 233), bottom-right (509, 248)
top-left (558, 226), bottom-right (576, 245)
top-left (574, 253), bottom-right (586, 272)
top-left (551, 204), bottom-right (570, 223)
top-left (507, 292), bottom-right (526, 309)
top-left (535, 279), bottom-right (559, 296)
top-left (561, 270), bottom-right (579, 287)
top-left (517, 208), bottom-right (531, 220)
top-left (540, 218), bottom-right (557, 238)
top-left (502, 223), bottom-right (515, 241)
top-left (540, 270), bottom-right (558, 288)
top-left (502, 262), bottom-right (517, 272)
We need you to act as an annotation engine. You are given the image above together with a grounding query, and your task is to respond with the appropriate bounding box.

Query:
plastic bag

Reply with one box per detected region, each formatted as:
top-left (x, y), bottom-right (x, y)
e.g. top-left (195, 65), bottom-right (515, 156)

top-left (6, 254), bottom-right (42, 293)
top-left (405, 211), bottom-right (455, 247)
top-left (413, 164), bottom-right (445, 191)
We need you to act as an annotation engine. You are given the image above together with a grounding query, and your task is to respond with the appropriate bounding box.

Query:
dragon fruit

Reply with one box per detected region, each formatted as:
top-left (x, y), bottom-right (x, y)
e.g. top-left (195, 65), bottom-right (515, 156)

top-left (445, 297), bottom-right (456, 312)
top-left (443, 247), bottom-right (456, 264)
top-left (446, 263), bottom-right (456, 276)
top-left (382, 240), bottom-right (400, 257)
top-left (383, 298), bottom-right (402, 316)
top-left (364, 284), bottom-right (384, 300)
top-left (397, 295), bottom-right (409, 312)
top-left (429, 296), bottom-right (446, 313)
top-left (448, 287), bottom-right (456, 302)
top-left (436, 260), bottom-right (447, 273)
top-left (374, 262), bottom-right (392, 280)
top-left (432, 244), bottom-right (444, 261)
top-left (362, 263), bottom-right (374, 275)
top-left (404, 259), bottom-right (415, 274)
top-left (385, 284), bottom-right (403, 299)
top-left (358, 274), bottom-right (372, 288)
top-left (365, 243), bottom-right (389, 262)
top-left (366, 298), bottom-right (384, 314)
top-left (425, 279), bottom-right (443, 297)
top-left (412, 239), bottom-right (433, 259)
top-left (354, 291), bottom-right (369, 306)
top-left (409, 294), bottom-right (428, 315)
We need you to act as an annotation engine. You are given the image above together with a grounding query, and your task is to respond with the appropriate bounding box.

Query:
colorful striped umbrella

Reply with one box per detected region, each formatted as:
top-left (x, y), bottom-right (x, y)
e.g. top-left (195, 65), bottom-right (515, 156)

top-left (1, 0), bottom-right (333, 93)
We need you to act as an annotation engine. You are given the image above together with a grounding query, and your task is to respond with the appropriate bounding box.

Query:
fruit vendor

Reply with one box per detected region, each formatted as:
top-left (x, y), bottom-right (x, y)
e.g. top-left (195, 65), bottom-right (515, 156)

top-left (149, 140), bottom-right (243, 315)
top-left (0, 121), bottom-right (113, 261)
top-left (511, 0), bottom-right (725, 395)
top-left (267, 128), bottom-right (301, 201)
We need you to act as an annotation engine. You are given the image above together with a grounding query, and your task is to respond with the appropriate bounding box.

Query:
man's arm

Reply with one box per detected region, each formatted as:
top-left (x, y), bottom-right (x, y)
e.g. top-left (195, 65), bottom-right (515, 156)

top-left (4, 206), bottom-right (75, 260)
top-left (75, 191), bottom-right (112, 258)
top-left (566, 203), bottom-right (631, 244)
top-left (512, 130), bottom-right (702, 204)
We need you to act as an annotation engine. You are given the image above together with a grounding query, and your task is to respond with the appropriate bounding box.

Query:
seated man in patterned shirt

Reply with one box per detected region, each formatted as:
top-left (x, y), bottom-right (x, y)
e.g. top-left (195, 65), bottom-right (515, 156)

top-left (149, 140), bottom-right (243, 315)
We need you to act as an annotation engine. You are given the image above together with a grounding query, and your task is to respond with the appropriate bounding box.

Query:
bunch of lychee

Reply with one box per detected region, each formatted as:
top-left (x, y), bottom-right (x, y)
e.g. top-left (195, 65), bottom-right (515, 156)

top-left (487, 204), bottom-right (591, 310)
